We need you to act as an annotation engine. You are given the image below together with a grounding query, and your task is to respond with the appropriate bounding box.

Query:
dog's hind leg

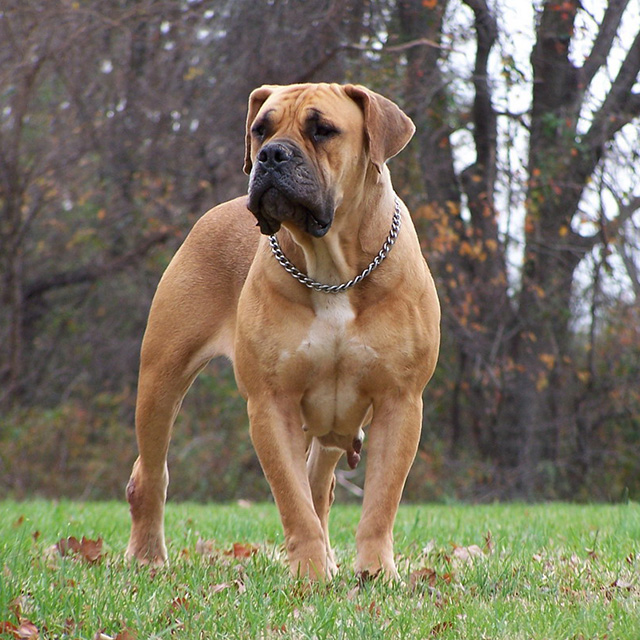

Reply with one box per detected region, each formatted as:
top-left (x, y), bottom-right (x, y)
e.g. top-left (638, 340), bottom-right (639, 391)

top-left (124, 253), bottom-right (235, 564)
top-left (306, 439), bottom-right (343, 577)
top-left (125, 346), bottom-right (209, 565)
top-left (125, 319), bottom-right (221, 564)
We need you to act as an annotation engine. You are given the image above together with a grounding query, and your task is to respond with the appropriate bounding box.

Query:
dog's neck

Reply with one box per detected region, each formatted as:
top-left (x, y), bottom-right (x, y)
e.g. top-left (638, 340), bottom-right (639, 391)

top-left (277, 170), bottom-right (397, 291)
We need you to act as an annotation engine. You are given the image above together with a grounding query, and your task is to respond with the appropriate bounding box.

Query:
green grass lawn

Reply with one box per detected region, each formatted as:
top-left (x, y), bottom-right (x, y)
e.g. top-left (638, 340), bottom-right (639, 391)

top-left (1, 500), bottom-right (639, 639)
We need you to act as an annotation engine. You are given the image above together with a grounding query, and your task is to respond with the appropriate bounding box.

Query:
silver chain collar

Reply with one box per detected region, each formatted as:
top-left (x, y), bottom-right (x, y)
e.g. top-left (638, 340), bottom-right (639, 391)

top-left (268, 195), bottom-right (402, 294)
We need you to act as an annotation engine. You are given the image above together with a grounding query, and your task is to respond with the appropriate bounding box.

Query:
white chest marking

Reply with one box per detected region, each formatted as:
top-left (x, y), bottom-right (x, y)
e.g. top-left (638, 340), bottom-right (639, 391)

top-left (297, 295), bottom-right (376, 436)
top-left (300, 294), bottom-right (355, 354)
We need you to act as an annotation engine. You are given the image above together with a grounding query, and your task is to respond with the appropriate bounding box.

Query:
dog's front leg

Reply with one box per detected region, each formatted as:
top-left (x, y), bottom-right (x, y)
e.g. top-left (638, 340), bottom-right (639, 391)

top-left (355, 395), bottom-right (423, 580)
top-left (247, 398), bottom-right (328, 579)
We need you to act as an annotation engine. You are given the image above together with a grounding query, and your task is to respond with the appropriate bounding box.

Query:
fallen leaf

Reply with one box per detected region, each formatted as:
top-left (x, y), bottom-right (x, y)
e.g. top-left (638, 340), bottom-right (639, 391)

top-left (10, 596), bottom-right (28, 618)
top-left (611, 578), bottom-right (633, 590)
top-left (410, 568), bottom-right (437, 590)
top-left (16, 620), bottom-right (40, 639)
top-left (268, 623), bottom-right (287, 635)
top-left (422, 539), bottom-right (436, 555)
top-left (227, 542), bottom-right (259, 558)
top-left (169, 597), bottom-right (190, 611)
top-left (195, 538), bottom-right (217, 557)
top-left (56, 536), bottom-right (81, 556)
top-left (452, 544), bottom-right (484, 564)
top-left (78, 537), bottom-right (104, 563)
top-left (430, 620), bottom-right (454, 636)
top-left (0, 622), bottom-right (18, 635)
top-left (355, 601), bottom-right (381, 617)
top-left (211, 582), bottom-right (232, 594)
top-left (55, 536), bottom-right (104, 564)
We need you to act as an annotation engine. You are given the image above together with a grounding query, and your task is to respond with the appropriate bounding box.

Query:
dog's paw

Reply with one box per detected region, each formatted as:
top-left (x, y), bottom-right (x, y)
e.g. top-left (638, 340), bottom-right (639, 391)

top-left (125, 536), bottom-right (168, 567)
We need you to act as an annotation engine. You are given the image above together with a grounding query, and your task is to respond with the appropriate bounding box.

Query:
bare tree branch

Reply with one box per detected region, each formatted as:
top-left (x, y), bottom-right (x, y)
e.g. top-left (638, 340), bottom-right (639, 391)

top-left (24, 230), bottom-right (173, 301)
top-left (580, 0), bottom-right (631, 91)
top-left (604, 192), bottom-right (640, 242)
top-left (384, 37), bottom-right (451, 53)
top-left (582, 29), bottom-right (640, 163)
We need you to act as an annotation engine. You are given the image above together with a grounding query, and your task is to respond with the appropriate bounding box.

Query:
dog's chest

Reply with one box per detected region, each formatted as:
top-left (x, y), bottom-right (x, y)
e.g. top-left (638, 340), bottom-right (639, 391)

top-left (289, 295), bottom-right (376, 434)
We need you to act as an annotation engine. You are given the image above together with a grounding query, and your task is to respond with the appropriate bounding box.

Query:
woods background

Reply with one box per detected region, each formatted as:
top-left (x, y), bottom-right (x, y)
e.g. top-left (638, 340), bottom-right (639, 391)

top-left (1, 0), bottom-right (639, 502)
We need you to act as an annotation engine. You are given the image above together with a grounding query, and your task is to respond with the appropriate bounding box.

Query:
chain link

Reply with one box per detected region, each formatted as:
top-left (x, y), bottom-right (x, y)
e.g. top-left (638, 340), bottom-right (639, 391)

top-left (269, 195), bottom-right (402, 294)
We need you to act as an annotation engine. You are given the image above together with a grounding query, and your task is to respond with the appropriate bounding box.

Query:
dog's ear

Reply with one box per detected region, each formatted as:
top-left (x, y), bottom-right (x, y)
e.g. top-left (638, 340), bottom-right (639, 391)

top-left (243, 86), bottom-right (278, 175)
top-left (344, 84), bottom-right (415, 173)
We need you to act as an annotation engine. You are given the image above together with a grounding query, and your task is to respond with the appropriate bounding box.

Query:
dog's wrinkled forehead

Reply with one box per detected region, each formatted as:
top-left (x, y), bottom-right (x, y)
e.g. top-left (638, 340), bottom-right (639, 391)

top-left (254, 89), bottom-right (362, 155)
top-left (256, 85), bottom-right (362, 132)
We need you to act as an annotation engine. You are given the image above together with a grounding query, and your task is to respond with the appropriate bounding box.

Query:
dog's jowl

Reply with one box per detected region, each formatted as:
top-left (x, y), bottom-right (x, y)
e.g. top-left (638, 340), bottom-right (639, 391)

top-left (125, 83), bottom-right (440, 580)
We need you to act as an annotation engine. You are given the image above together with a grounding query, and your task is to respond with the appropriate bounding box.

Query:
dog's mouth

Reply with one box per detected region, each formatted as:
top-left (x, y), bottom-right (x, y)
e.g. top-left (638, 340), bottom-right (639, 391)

top-left (247, 186), bottom-right (332, 238)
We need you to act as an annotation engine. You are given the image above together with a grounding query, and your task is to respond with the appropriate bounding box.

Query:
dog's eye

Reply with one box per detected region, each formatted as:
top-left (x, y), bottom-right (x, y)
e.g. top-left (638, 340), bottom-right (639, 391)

top-left (312, 123), bottom-right (338, 143)
top-left (252, 123), bottom-right (267, 140)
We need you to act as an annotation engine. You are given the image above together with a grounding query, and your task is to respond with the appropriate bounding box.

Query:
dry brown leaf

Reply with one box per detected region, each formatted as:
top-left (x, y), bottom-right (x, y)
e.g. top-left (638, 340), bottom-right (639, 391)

top-left (78, 537), bottom-right (104, 563)
top-left (195, 538), bottom-right (217, 557)
top-left (409, 567), bottom-right (437, 590)
top-left (611, 577), bottom-right (634, 590)
top-left (452, 544), bottom-right (484, 564)
top-left (10, 596), bottom-right (28, 618)
top-left (169, 597), bottom-right (190, 611)
top-left (227, 542), bottom-right (259, 558)
top-left (16, 620), bottom-right (40, 640)
top-left (355, 601), bottom-right (381, 618)
top-left (56, 536), bottom-right (79, 556)
top-left (421, 539), bottom-right (436, 555)
top-left (235, 578), bottom-right (247, 595)
top-left (211, 582), bottom-right (233, 594)
top-left (55, 536), bottom-right (104, 564)
top-left (0, 622), bottom-right (18, 636)
top-left (430, 620), bottom-right (454, 636)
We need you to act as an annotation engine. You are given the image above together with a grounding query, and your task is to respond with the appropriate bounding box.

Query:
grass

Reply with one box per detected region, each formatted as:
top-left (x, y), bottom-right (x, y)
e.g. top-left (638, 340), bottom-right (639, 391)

top-left (1, 500), bottom-right (639, 639)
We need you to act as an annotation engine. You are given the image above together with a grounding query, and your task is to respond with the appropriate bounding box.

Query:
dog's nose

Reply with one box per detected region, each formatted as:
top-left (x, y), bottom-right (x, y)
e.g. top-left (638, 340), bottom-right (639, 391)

top-left (257, 142), bottom-right (293, 168)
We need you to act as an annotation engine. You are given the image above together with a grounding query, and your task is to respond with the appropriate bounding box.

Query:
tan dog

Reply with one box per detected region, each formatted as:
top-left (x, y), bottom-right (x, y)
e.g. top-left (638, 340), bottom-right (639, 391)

top-left (125, 83), bottom-right (440, 580)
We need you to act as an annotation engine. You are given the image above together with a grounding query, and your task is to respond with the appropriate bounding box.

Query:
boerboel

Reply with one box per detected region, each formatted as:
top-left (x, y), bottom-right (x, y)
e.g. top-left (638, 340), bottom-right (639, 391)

top-left (125, 83), bottom-right (440, 580)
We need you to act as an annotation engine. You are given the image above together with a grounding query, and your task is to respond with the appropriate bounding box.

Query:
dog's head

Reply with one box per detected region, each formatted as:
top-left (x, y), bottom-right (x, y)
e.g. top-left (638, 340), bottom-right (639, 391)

top-left (244, 83), bottom-right (415, 237)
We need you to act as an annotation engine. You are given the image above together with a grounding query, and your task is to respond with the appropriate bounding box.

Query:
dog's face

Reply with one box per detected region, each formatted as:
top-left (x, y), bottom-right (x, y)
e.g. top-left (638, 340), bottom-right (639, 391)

top-left (244, 83), bottom-right (415, 237)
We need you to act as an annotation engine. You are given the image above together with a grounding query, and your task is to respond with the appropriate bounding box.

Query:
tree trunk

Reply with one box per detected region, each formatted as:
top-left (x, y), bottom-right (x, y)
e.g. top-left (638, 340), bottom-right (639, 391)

top-left (2, 249), bottom-right (24, 406)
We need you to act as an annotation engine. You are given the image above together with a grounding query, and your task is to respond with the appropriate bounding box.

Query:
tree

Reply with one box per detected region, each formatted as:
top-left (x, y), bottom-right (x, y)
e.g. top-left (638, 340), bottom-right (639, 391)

top-left (388, 0), bottom-right (640, 496)
top-left (2, 0), bottom-right (639, 500)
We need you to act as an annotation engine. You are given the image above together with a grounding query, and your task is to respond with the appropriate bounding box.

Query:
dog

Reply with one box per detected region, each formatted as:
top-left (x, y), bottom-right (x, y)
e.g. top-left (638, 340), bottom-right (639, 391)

top-left (125, 83), bottom-right (440, 580)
